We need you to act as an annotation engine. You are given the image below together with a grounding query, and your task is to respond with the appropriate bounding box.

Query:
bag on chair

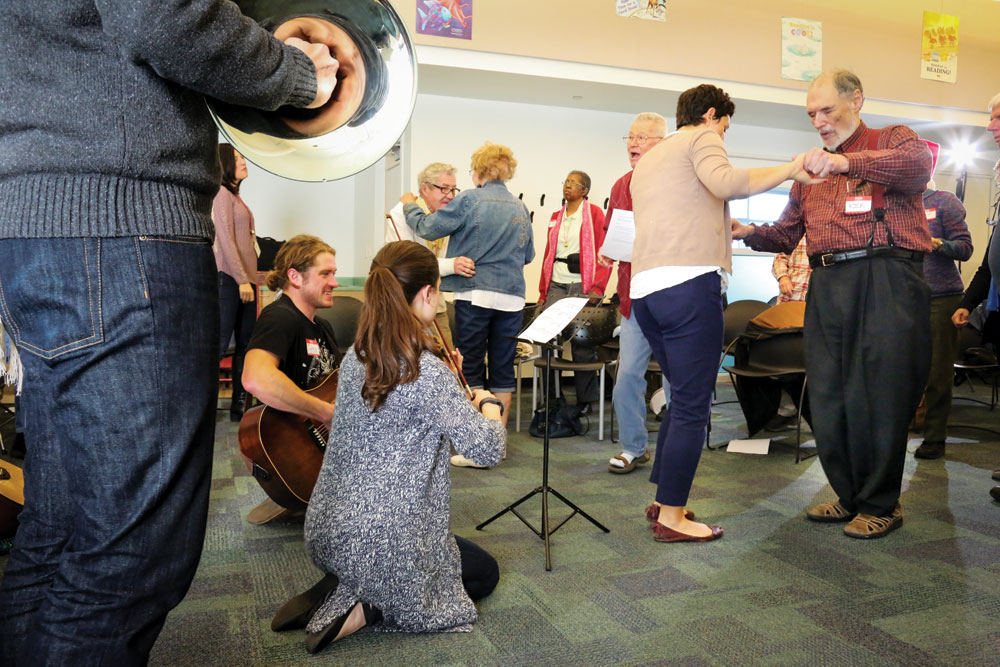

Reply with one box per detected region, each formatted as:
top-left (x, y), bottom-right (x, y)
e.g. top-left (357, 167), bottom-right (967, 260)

top-left (529, 397), bottom-right (586, 438)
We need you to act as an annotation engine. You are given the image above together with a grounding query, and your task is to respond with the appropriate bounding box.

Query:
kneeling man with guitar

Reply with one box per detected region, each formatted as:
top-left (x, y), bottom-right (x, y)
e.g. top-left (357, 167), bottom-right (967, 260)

top-left (241, 235), bottom-right (341, 524)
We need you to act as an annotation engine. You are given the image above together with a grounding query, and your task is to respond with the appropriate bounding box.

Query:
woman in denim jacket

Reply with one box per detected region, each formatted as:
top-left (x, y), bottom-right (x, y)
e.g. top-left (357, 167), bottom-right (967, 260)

top-left (403, 143), bottom-right (534, 465)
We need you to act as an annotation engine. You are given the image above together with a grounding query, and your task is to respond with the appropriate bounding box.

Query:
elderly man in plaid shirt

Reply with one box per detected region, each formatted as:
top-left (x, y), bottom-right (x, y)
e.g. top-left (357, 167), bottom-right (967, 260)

top-left (734, 69), bottom-right (932, 539)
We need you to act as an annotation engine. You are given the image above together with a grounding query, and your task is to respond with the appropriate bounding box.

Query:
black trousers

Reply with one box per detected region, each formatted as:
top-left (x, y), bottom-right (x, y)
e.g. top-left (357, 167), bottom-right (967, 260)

top-left (456, 535), bottom-right (499, 601)
top-left (804, 256), bottom-right (930, 516)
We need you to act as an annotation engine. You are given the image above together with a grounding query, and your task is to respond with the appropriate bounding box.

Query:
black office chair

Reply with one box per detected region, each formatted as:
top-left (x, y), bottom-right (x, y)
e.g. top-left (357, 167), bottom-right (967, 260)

top-left (315, 295), bottom-right (363, 352)
top-left (723, 331), bottom-right (814, 462)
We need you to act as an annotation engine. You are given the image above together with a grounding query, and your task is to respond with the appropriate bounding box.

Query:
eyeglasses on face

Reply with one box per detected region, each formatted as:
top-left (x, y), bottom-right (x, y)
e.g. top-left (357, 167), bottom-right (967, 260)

top-left (562, 180), bottom-right (585, 188)
top-left (427, 183), bottom-right (461, 195)
top-left (622, 135), bottom-right (664, 144)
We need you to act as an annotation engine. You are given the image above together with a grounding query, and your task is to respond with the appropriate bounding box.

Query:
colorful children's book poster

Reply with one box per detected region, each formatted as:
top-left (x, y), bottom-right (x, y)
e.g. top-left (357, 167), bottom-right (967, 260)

top-left (616, 0), bottom-right (667, 23)
top-left (416, 0), bottom-right (472, 40)
top-left (781, 17), bottom-right (822, 81)
top-left (921, 11), bottom-right (958, 83)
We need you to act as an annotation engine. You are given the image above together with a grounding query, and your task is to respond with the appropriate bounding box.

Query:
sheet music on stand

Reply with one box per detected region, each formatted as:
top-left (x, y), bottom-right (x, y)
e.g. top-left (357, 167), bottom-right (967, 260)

top-left (518, 297), bottom-right (588, 344)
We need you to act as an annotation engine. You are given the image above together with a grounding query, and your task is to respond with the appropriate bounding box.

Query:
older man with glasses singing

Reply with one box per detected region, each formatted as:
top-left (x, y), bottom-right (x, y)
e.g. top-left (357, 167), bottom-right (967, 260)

top-left (387, 162), bottom-right (476, 349)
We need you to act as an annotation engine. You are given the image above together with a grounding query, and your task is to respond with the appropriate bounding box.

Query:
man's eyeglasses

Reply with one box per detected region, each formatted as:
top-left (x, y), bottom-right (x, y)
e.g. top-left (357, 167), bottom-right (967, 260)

top-left (622, 135), bottom-right (664, 144)
top-left (427, 183), bottom-right (461, 195)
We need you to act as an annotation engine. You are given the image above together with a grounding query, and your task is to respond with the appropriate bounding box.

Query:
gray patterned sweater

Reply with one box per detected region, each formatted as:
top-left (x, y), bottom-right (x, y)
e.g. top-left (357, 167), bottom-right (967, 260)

top-left (304, 349), bottom-right (506, 633)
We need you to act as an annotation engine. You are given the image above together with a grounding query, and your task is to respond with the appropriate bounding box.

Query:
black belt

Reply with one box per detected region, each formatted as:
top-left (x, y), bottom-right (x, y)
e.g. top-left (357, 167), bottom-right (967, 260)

top-left (808, 246), bottom-right (925, 268)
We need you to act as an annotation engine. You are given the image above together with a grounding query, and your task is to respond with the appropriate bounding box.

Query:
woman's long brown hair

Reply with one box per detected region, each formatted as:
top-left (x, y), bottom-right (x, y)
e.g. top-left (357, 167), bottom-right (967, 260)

top-left (355, 241), bottom-right (441, 411)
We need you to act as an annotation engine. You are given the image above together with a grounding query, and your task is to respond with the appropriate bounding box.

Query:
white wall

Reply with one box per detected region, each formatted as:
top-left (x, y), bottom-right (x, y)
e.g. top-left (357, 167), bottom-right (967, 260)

top-left (232, 92), bottom-right (998, 294)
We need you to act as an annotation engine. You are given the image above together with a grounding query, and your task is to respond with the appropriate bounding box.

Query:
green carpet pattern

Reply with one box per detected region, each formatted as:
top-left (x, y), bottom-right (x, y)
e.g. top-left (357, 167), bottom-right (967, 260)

top-left (4, 380), bottom-right (1000, 665)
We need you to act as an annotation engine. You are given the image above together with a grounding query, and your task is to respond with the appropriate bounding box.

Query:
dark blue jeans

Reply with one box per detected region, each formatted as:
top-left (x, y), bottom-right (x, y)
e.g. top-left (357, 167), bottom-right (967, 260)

top-left (0, 236), bottom-right (219, 666)
top-left (218, 271), bottom-right (256, 398)
top-left (632, 272), bottom-right (723, 507)
top-left (453, 300), bottom-right (521, 393)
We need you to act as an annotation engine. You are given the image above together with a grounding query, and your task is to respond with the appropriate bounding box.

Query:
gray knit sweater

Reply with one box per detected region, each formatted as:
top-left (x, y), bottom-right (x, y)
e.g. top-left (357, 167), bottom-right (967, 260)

top-left (304, 349), bottom-right (506, 634)
top-left (0, 1), bottom-right (317, 240)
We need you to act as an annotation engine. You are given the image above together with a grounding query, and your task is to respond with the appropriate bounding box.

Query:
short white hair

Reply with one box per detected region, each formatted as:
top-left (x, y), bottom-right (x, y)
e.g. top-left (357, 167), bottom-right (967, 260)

top-left (989, 92), bottom-right (1000, 111)
top-left (632, 112), bottom-right (667, 134)
top-left (417, 162), bottom-right (456, 187)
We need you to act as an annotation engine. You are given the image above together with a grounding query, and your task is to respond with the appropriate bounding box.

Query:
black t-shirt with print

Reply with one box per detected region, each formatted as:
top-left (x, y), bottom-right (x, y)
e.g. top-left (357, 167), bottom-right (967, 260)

top-left (247, 294), bottom-right (340, 390)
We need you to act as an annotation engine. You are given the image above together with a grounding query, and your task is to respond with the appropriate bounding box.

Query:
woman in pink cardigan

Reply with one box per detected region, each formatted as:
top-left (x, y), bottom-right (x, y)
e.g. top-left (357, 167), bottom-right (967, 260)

top-left (537, 170), bottom-right (610, 413)
top-left (213, 144), bottom-right (262, 421)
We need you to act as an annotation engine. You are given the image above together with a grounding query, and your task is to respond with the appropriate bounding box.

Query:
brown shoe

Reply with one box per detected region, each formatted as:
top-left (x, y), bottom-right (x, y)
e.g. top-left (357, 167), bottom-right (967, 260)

top-left (843, 505), bottom-right (903, 539)
top-left (652, 522), bottom-right (723, 543)
top-left (806, 501), bottom-right (856, 523)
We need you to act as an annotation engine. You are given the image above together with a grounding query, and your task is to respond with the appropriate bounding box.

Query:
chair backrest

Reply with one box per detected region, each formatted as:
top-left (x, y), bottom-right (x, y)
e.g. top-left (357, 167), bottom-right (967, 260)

top-left (745, 331), bottom-right (805, 374)
top-left (562, 305), bottom-right (617, 348)
top-left (315, 296), bottom-right (364, 351)
top-left (722, 299), bottom-right (770, 350)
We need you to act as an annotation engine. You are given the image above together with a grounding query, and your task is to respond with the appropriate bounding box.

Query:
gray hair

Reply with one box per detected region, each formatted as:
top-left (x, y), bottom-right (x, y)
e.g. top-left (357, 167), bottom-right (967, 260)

top-left (632, 112), bottom-right (667, 134)
top-left (810, 68), bottom-right (864, 100)
top-left (416, 162), bottom-right (456, 187)
top-left (989, 92), bottom-right (1000, 111)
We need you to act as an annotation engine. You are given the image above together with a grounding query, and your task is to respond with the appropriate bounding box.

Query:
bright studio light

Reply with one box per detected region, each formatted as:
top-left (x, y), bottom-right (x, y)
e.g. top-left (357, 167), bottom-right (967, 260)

top-left (948, 142), bottom-right (979, 168)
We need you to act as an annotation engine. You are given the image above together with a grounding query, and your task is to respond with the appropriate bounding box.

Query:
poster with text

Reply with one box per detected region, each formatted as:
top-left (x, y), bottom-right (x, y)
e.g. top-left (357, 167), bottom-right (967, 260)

top-left (616, 0), bottom-right (667, 22)
top-left (780, 17), bottom-right (822, 81)
top-left (417, 0), bottom-right (472, 40)
top-left (921, 11), bottom-right (958, 83)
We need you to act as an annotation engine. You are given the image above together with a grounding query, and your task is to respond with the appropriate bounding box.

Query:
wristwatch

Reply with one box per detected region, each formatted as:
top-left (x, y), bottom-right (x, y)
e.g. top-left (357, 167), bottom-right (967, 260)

top-left (478, 397), bottom-right (504, 416)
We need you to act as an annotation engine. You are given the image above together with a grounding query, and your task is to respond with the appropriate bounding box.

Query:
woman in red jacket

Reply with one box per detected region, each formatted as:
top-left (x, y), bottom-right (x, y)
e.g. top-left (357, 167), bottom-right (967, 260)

top-left (537, 170), bottom-right (610, 414)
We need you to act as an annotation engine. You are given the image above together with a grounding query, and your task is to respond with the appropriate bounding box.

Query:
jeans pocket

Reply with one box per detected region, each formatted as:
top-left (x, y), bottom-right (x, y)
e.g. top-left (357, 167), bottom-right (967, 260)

top-left (0, 238), bottom-right (104, 360)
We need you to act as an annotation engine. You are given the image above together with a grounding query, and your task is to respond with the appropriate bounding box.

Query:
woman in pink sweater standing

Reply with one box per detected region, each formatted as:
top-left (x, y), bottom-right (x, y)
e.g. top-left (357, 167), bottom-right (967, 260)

top-left (630, 85), bottom-right (819, 543)
top-left (213, 144), bottom-right (262, 421)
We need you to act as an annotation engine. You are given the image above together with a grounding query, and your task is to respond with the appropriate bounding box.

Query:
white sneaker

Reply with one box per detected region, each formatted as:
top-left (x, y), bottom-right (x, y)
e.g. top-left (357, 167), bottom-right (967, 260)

top-left (450, 454), bottom-right (487, 469)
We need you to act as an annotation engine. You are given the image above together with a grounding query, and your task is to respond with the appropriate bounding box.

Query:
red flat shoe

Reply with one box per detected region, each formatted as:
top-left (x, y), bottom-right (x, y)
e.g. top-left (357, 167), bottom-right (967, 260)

top-left (652, 522), bottom-right (723, 543)
top-left (645, 504), bottom-right (695, 524)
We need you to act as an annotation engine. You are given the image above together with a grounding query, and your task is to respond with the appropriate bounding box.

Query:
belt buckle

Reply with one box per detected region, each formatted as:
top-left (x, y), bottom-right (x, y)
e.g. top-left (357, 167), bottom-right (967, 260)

top-left (820, 253), bottom-right (835, 267)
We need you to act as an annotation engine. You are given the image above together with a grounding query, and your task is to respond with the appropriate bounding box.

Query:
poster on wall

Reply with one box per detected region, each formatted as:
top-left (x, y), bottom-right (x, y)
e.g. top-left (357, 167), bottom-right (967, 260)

top-left (416, 0), bottom-right (472, 40)
top-left (780, 17), bottom-right (822, 81)
top-left (615, 0), bottom-right (667, 22)
top-left (920, 11), bottom-right (958, 83)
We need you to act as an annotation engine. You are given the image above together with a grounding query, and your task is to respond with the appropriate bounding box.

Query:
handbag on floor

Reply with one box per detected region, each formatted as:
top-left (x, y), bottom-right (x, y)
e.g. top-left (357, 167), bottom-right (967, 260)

top-left (529, 397), bottom-right (586, 438)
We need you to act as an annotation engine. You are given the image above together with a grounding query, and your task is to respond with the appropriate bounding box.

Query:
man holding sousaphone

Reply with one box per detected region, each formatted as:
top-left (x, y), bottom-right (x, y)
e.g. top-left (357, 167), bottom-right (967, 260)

top-left (241, 236), bottom-right (342, 524)
top-left (0, 1), bottom-right (344, 664)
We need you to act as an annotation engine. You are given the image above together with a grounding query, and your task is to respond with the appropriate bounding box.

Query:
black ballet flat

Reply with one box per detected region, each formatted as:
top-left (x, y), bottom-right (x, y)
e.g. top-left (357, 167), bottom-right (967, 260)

top-left (305, 602), bottom-right (382, 655)
top-left (270, 573), bottom-right (339, 632)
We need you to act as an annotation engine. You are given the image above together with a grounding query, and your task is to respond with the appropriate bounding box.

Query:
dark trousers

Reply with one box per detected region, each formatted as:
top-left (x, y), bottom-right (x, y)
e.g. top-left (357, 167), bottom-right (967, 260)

top-left (455, 535), bottom-right (499, 601)
top-left (924, 294), bottom-right (961, 442)
top-left (453, 300), bottom-right (520, 393)
top-left (805, 256), bottom-right (930, 516)
top-left (218, 272), bottom-right (256, 399)
top-left (633, 272), bottom-right (723, 507)
top-left (541, 282), bottom-right (599, 404)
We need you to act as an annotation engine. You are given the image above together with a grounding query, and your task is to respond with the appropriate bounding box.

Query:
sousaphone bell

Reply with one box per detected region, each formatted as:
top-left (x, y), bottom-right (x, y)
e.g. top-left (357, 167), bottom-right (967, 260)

top-left (207, 0), bottom-right (417, 182)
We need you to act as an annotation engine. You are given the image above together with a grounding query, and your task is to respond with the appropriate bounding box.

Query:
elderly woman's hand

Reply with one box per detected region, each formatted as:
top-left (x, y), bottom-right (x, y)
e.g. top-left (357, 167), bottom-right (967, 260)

top-left (400, 192), bottom-right (417, 205)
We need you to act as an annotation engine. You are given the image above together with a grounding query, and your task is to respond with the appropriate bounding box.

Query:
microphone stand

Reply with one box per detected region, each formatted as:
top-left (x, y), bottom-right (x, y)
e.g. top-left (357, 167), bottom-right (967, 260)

top-left (476, 335), bottom-right (609, 571)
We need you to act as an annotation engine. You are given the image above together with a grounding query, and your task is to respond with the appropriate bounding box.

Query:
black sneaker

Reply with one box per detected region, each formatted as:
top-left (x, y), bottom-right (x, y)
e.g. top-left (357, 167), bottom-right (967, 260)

top-left (914, 440), bottom-right (945, 459)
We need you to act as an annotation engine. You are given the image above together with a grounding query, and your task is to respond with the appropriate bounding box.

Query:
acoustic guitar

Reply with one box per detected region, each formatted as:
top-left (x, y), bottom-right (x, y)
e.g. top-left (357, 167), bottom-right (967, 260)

top-left (237, 371), bottom-right (337, 511)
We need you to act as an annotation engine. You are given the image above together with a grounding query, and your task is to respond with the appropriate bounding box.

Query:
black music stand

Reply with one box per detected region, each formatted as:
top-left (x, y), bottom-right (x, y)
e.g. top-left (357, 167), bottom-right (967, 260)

top-left (476, 334), bottom-right (609, 571)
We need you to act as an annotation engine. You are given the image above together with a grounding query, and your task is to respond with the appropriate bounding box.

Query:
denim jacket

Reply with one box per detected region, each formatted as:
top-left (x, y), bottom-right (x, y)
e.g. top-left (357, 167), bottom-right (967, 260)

top-left (404, 180), bottom-right (535, 297)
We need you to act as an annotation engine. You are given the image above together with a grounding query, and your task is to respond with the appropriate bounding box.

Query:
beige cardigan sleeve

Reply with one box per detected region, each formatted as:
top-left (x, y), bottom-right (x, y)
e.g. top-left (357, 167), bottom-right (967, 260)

top-left (689, 129), bottom-right (751, 202)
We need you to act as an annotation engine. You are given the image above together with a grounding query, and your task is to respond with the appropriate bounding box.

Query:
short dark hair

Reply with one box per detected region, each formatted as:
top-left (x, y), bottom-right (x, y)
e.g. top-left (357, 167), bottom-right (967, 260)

top-left (675, 84), bottom-right (736, 129)
top-left (568, 170), bottom-right (591, 192)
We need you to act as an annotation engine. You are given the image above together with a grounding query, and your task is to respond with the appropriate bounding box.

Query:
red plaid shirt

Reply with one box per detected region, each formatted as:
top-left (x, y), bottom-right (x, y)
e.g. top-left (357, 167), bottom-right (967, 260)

top-left (771, 237), bottom-right (811, 302)
top-left (746, 122), bottom-right (932, 257)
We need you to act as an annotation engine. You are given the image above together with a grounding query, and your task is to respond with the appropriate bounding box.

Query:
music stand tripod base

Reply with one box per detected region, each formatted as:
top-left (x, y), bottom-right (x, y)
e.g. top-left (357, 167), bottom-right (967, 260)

top-left (475, 336), bottom-right (609, 571)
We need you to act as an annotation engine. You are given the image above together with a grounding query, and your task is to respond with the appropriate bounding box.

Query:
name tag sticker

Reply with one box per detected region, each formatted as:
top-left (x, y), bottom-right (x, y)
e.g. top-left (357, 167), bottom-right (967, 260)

top-left (548, 220), bottom-right (557, 228)
top-left (845, 196), bottom-right (872, 214)
top-left (306, 339), bottom-right (320, 356)
top-left (925, 208), bottom-right (937, 220)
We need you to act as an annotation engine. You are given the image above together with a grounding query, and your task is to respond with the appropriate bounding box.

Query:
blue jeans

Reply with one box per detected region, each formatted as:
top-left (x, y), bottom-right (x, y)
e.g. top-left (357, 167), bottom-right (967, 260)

top-left (0, 236), bottom-right (219, 666)
top-left (632, 272), bottom-right (722, 507)
top-left (613, 312), bottom-right (669, 458)
top-left (453, 300), bottom-right (520, 393)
